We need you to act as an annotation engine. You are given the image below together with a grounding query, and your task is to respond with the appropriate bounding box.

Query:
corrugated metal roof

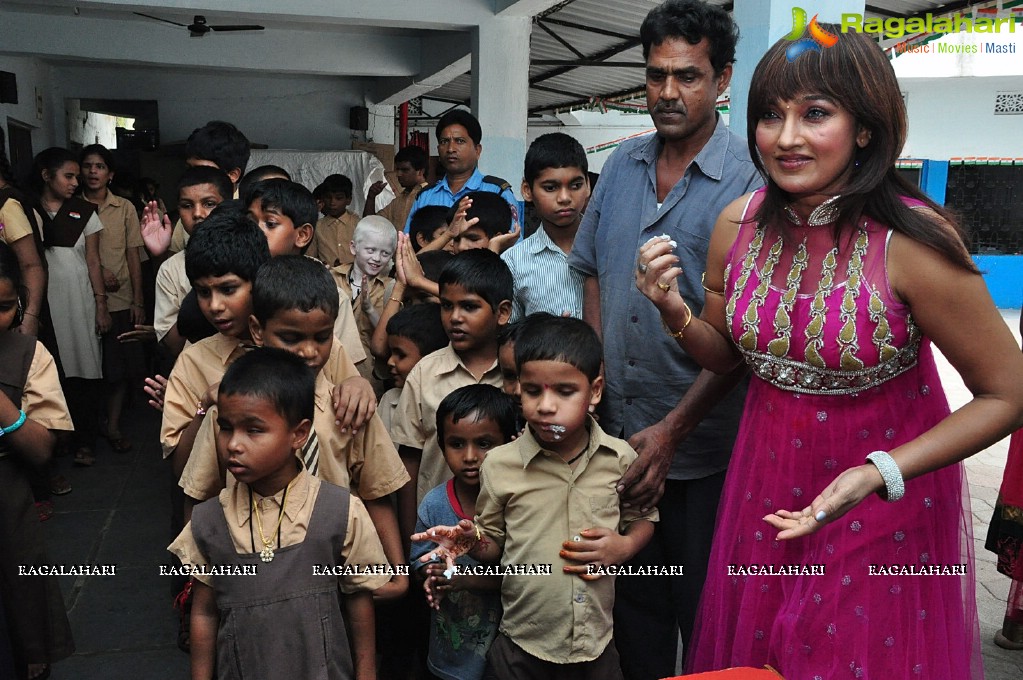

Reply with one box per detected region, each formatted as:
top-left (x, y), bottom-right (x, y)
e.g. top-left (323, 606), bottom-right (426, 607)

top-left (422, 0), bottom-right (991, 115)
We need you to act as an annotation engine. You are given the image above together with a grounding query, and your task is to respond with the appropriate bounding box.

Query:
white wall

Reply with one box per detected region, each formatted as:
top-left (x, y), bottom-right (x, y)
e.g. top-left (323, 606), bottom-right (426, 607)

top-left (53, 64), bottom-right (368, 151)
top-left (901, 74), bottom-right (1023, 159)
top-left (0, 54), bottom-right (59, 151)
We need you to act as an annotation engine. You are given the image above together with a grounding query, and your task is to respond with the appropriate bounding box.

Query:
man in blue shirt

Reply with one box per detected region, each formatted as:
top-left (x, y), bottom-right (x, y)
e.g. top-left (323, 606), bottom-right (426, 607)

top-left (404, 109), bottom-right (519, 232)
top-left (567, 1), bottom-right (763, 678)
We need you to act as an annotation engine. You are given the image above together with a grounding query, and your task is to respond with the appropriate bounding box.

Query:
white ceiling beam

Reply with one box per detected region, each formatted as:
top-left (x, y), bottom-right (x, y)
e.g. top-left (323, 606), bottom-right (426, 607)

top-left (0, 10), bottom-right (420, 76)
top-left (494, 0), bottom-right (570, 18)
top-left (16, 0), bottom-right (498, 30)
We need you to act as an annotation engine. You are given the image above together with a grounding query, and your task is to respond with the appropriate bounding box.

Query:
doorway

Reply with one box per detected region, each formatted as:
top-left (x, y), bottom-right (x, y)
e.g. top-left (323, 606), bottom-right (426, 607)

top-left (6, 118), bottom-right (33, 186)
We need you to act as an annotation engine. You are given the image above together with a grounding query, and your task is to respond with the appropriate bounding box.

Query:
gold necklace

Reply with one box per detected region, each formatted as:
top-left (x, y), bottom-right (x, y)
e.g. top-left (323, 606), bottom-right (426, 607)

top-left (784, 195), bottom-right (842, 227)
top-left (252, 479), bottom-right (295, 563)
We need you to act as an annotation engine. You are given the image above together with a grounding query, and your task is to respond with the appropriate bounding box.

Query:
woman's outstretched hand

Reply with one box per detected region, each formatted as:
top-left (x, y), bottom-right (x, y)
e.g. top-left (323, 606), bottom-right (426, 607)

top-left (764, 464), bottom-right (885, 539)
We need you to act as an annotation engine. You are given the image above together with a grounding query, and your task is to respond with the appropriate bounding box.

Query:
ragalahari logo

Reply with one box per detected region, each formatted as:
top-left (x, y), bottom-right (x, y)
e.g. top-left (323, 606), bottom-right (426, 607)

top-left (784, 7), bottom-right (839, 61)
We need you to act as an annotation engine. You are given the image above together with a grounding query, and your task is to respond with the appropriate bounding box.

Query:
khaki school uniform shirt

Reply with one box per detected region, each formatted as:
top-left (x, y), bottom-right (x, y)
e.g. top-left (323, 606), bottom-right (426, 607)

top-left (390, 344), bottom-right (502, 504)
top-left (154, 250), bottom-right (190, 342)
top-left (310, 212), bottom-right (359, 268)
top-left (475, 418), bottom-right (658, 663)
top-left (377, 387), bottom-right (401, 435)
top-left (23, 341), bottom-right (74, 432)
top-left (169, 470), bottom-right (390, 593)
top-left (162, 336), bottom-right (365, 461)
top-left (378, 182), bottom-right (426, 232)
top-left (0, 198), bottom-right (34, 244)
top-left (161, 333), bottom-right (248, 460)
top-left (93, 191), bottom-right (143, 313)
top-left (333, 262), bottom-right (393, 389)
top-left (180, 368), bottom-right (409, 503)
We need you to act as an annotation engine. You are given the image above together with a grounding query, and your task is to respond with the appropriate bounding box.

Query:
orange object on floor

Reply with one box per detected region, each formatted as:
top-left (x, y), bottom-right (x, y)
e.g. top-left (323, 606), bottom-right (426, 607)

top-left (665, 667), bottom-right (784, 679)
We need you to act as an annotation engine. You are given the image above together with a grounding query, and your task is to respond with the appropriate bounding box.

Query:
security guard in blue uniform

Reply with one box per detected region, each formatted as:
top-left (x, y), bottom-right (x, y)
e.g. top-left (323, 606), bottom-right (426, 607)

top-left (404, 109), bottom-right (519, 232)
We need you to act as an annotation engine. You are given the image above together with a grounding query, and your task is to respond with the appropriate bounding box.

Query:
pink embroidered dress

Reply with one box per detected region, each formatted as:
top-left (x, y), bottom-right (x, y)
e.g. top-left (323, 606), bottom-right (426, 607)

top-left (687, 189), bottom-right (982, 679)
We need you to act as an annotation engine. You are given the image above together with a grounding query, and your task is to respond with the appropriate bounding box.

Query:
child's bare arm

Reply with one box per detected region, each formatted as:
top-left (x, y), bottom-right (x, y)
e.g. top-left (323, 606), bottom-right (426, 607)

top-left (0, 390), bottom-right (54, 467)
top-left (363, 496), bottom-right (409, 600)
top-left (396, 445), bottom-right (421, 556)
top-left (559, 519), bottom-right (655, 581)
top-left (189, 580), bottom-right (219, 680)
top-left (171, 381), bottom-right (219, 479)
top-left (344, 590), bottom-right (377, 680)
top-left (369, 280), bottom-right (404, 359)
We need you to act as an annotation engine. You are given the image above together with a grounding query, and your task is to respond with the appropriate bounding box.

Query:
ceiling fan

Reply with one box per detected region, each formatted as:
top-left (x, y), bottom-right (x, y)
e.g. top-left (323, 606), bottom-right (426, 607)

top-left (134, 12), bottom-right (265, 37)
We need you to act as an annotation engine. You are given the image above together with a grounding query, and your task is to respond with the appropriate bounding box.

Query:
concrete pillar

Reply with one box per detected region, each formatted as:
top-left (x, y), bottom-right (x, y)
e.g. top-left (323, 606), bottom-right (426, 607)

top-left (471, 15), bottom-right (531, 197)
top-left (730, 0), bottom-right (866, 138)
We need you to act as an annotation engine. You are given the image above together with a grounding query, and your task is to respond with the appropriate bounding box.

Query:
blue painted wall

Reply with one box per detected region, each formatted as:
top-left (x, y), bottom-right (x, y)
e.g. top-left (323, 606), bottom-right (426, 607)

top-left (975, 255), bottom-right (1023, 310)
top-left (917, 161), bottom-right (1021, 310)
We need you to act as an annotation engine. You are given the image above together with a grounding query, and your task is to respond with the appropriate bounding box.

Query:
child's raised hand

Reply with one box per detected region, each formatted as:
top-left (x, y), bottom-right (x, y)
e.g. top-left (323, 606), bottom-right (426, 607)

top-left (487, 222), bottom-right (521, 255)
top-left (445, 196), bottom-right (479, 238)
top-left (140, 201), bottom-right (173, 257)
top-left (143, 374), bottom-right (168, 411)
top-left (395, 232), bottom-right (427, 291)
top-left (331, 376), bottom-right (377, 434)
top-left (559, 527), bottom-right (631, 581)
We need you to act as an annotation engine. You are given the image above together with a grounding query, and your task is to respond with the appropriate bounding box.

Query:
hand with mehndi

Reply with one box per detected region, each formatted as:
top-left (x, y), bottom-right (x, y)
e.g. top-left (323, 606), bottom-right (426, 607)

top-left (411, 519), bottom-right (479, 575)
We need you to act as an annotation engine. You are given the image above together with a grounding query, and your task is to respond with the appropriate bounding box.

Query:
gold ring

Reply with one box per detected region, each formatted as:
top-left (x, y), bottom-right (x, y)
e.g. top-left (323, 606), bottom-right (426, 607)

top-left (657, 281), bottom-right (670, 292)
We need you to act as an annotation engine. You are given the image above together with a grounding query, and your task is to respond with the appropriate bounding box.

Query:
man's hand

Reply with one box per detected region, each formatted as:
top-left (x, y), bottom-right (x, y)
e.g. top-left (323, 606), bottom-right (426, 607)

top-left (618, 420), bottom-right (678, 512)
top-left (331, 376), bottom-right (376, 434)
top-left (140, 201), bottom-right (173, 256)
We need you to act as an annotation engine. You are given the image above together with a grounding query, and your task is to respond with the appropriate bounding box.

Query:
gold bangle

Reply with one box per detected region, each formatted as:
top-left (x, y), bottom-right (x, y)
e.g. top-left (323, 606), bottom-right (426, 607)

top-left (662, 302), bottom-right (693, 339)
top-left (473, 523), bottom-right (482, 543)
top-left (389, 297), bottom-right (404, 309)
top-left (701, 272), bottom-right (724, 296)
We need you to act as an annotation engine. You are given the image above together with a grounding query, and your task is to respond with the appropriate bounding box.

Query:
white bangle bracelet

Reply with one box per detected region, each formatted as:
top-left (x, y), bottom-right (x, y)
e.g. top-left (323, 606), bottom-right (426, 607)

top-left (866, 450), bottom-right (905, 502)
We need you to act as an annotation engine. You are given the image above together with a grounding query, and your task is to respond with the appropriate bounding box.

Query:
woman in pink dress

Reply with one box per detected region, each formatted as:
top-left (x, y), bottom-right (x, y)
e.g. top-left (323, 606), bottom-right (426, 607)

top-left (636, 29), bottom-right (1023, 679)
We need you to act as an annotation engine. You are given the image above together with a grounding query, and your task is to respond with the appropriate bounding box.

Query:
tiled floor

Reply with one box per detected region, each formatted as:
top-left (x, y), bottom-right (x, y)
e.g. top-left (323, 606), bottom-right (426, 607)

top-left (938, 309), bottom-right (1023, 679)
top-left (33, 311), bottom-right (1023, 678)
